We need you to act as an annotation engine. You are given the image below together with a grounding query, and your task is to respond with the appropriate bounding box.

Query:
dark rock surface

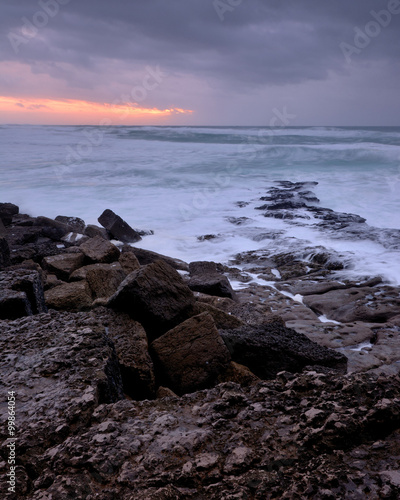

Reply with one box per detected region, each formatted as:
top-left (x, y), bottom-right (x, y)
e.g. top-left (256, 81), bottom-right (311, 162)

top-left (126, 245), bottom-right (189, 271)
top-left (221, 317), bottom-right (347, 379)
top-left (188, 261), bottom-right (236, 300)
top-left (98, 209), bottom-right (142, 243)
top-left (80, 235), bottom-right (121, 264)
top-left (108, 259), bottom-right (195, 339)
top-left (42, 252), bottom-right (85, 281)
top-left (44, 281), bottom-right (93, 311)
top-left (55, 215), bottom-right (85, 233)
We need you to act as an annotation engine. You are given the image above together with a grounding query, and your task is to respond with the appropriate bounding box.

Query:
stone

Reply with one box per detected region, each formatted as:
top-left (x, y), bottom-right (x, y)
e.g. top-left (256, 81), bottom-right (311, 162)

top-left (84, 224), bottom-right (109, 240)
top-left (44, 281), bottom-right (93, 311)
top-left (156, 386), bottom-right (178, 398)
top-left (217, 361), bottom-right (260, 386)
top-left (45, 273), bottom-right (65, 290)
top-left (93, 308), bottom-right (155, 400)
top-left (124, 245), bottom-right (189, 271)
top-left (188, 261), bottom-right (236, 299)
top-left (119, 251), bottom-right (141, 275)
top-left (42, 252), bottom-right (85, 281)
top-left (151, 312), bottom-right (231, 394)
top-left (193, 301), bottom-right (243, 329)
top-left (85, 263), bottom-right (126, 299)
top-left (0, 290), bottom-right (31, 319)
top-left (33, 216), bottom-right (71, 240)
top-left (0, 236), bottom-right (11, 269)
top-left (98, 209), bottom-right (142, 243)
top-left (55, 215), bottom-right (86, 233)
top-left (0, 202), bottom-right (19, 225)
top-left (108, 259), bottom-right (195, 339)
top-left (80, 236), bottom-right (120, 264)
top-left (0, 269), bottom-right (47, 316)
top-left (220, 317), bottom-right (347, 379)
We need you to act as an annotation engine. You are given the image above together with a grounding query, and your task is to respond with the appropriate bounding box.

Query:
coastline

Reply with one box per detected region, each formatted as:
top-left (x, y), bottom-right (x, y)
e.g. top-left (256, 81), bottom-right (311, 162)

top-left (1, 199), bottom-right (400, 498)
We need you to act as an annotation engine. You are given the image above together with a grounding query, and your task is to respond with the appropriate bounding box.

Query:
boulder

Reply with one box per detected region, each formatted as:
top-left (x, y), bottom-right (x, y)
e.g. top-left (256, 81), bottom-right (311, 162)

top-left (108, 259), bottom-right (195, 339)
top-left (55, 215), bottom-right (85, 233)
top-left (0, 236), bottom-right (11, 269)
top-left (98, 209), bottom-right (142, 243)
top-left (42, 252), bottom-right (85, 281)
top-left (86, 263), bottom-right (126, 299)
top-left (188, 261), bottom-right (236, 300)
top-left (93, 308), bottom-right (155, 399)
top-left (33, 216), bottom-right (71, 240)
top-left (119, 251), bottom-right (141, 275)
top-left (151, 312), bottom-right (231, 394)
top-left (220, 317), bottom-right (347, 379)
top-left (44, 281), bottom-right (93, 311)
top-left (0, 269), bottom-right (47, 316)
top-left (122, 245), bottom-right (188, 271)
top-left (0, 202), bottom-right (19, 225)
top-left (193, 301), bottom-right (243, 329)
top-left (84, 224), bottom-right (109, 240)
top-left (80, 236), bottom-right (120, 264)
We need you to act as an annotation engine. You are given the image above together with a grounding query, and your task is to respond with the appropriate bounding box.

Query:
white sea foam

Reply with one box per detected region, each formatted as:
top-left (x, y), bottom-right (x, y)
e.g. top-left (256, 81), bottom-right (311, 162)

top-left (1, 125), bottom-right (400, 285)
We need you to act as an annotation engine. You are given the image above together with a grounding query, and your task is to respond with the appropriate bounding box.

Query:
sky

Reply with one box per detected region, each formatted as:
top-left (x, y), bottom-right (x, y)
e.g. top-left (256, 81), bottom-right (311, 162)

top-left (1, 0), bottom-right (399, 126)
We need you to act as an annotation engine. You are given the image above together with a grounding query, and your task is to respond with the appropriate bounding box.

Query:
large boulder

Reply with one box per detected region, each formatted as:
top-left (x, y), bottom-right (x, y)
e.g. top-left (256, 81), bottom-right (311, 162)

top-left (55, 215), bottom-right (85, 233)
top-left (84, 224), bottom-right (109, 240)
top-left (188, 261), bottom-right (236, 300)
top-left (33, 216), bottom-right (71, 240)
top-left (108, 259), bottom-right (195, 339)
top-left (118, 251), bottom-right (141, 275)
top-left (0, 269), bottom-right (47, 318)
top-left (44, 281), bottom-right (93, 311)
top-left (124, 246), bottom-right (189, 271)
top-left (220, 317), bottom-right (347, 379)
top-left (80, 236), bottom-right (120, 264)
top-left (42, 252), bottom-right (85, 281)
top-left (151, 312), bottom-right (231, 394)
top-left (93, 308), bottom-right (156, 399)
top-left (86, 263), bottom-right (126, 299)
top-left (98, 209), bottom-right (142, 243)
top-left (0, 202), bottom-right (19, 225)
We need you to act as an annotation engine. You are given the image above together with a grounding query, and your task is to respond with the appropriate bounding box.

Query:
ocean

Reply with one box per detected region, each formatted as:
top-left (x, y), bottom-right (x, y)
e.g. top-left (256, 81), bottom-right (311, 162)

top-left (1, 125), bottom-right (400, 284)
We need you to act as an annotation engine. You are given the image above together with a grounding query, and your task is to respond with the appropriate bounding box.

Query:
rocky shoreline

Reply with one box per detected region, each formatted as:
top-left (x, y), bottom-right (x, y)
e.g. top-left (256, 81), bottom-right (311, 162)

top-left (1, 195), bottom-right (400, 499)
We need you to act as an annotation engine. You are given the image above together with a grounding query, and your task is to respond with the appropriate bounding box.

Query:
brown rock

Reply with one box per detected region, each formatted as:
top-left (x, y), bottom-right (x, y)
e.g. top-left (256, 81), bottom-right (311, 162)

top-left (188, 261), bottom-right (236, 299)
top-left (108, 259), bottom-right (195, 339)
top-left (33, 216), bottom-right (71, 240)
top-left (80, 236), bottom-right (120, 264)
top-left (55, 215), bottom-right (85, 233)
top-left (217, 361), bottom-right (259, 386)
top-left (84, 224), bottom-right (109, 240)
top-left (0, 269), bottom-right (47, 316)
top-left (193, 301), bottom-right (243, 329)
top-left (151, 312), bottom-right (231, 394)
top-left (45, 281), bottom-right (92, 311)
top-left (93, 308), bottom-right (155, 399)
top-left (119, 251), bottom-right (140, 275)
top-left (156, 386), bottom-right (178, 398)
top-left (125, 246), bottom-right (189, 271)
top-left (86, 263), bottom-right (126, 299)
top-left (0, 202), bottom-right (19, 225)
top-left (42, 252), bottom-right (85, 281)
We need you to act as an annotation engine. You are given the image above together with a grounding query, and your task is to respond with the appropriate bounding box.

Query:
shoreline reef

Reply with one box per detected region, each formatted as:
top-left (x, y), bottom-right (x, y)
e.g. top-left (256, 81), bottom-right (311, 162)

top-left (1, 191), bottom-right (400, 499)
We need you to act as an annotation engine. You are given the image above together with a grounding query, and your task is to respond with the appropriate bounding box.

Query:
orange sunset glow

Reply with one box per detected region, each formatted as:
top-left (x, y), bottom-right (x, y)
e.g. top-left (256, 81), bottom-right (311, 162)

top-left (0, 96), bottom-right (193, 125)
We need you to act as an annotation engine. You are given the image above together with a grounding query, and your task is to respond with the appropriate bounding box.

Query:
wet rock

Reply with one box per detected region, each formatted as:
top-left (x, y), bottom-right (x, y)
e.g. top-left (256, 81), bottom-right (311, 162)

top-left (193, 301), bottom-right (243, 329)
top-left (0, 289), bottom-right (31, 319)
top-left (151, 312), bottom-right (231, 394)
top-left (93, 308), bottom-right (155, 399)
top-left (84, 224), bottom-right (109, 240)
top-left (126, 246), bottom-right (189, 271)
top-left (0, 202), bottom-right (19, 225)
top-left (98, 209), bottom-right (142, 243)
top-left (33, 216), bottom-right (71, 240)
top-left (0, 236), bottom-right (10, 269)
top-left (55, 215), bottom-right (86, 233)
top-left (108, 260), bottom-right (195, 340)
top-left (42, 252), bottom-right (85, 281)
top-left (80, 236), bottom-right (120, 264)
top-left (221, 317), bottom-right (347, 379)
top-left (44, 281), bottom-right (93, 311)
top-left (85, 263), bottom-right (126, 299)
top-left (188, 261), bottom-right (236, 300)
top-left (119, 251), bottom-right (140, 275)
top-left (0, 269), bottom-right (47, 317)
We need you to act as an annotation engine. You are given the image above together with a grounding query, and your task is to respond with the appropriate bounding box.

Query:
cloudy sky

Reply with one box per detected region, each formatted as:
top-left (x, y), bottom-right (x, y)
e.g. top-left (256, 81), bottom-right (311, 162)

top-left (1, 0), bottom-right (399, 125)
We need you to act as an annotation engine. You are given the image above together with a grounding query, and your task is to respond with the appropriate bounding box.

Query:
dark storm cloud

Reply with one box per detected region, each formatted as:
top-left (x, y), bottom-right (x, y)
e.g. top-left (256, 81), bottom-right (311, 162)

top-left (2, 0), bottom-right (399, 89)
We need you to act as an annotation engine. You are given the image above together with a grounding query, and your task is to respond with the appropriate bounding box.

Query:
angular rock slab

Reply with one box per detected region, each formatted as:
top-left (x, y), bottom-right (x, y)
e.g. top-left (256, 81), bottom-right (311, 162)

top-left (98, 209), bottom-right (142, 243)
top-left (93, 308), bottom-right (155, 399)
top-left (42, 252), bottom-right (85, 281)
top-left (188, 261), bottom-right (236, 299)
top-left (108, 259), bottom-right (195, 339)
top-left (80, 236), bottom-right (120, 264)
top-left (44, 281), bottom-right (93, 311)
top-left (220, 317), bottom-right (347, 379)
top-left (0, 269), bottom-right (47, 318)
top-left (151, 312), bottom-right (231, 394)
top-left (0, 310), bottom-right (124, 487)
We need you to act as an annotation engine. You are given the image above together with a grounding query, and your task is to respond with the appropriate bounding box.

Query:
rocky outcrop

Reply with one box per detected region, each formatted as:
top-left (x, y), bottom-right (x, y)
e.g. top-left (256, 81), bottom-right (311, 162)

top-left (188, 261), bottom-right (236, 299)
top-left (98, 209), bottom-right (142, 243)
top-left (151, 312), bottom-right (231, 394)
top-left (221, 316), bottom-right (347, 378)
top-left (80, 236), bottom-right (120, 264)
top-left (108, 259), bottom-right (195, 339)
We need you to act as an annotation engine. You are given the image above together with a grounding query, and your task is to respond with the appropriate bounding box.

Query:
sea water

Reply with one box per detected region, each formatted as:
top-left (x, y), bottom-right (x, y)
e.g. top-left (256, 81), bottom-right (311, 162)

top-left (1, 125), bottom-right (400, 283)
